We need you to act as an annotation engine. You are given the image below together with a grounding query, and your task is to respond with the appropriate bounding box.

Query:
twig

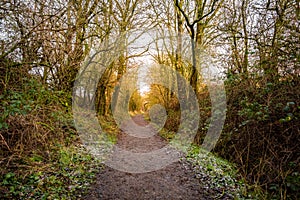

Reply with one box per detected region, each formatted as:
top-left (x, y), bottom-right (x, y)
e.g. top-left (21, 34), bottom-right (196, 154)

top-left (0, 132), bottom-right (11, 152)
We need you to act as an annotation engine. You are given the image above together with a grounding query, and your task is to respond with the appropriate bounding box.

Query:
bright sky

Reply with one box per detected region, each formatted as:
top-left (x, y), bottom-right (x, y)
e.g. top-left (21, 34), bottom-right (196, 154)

top-left (127, 25), bottom-right (226, 96)
top-left (136, 55), bottom-right (153, 95)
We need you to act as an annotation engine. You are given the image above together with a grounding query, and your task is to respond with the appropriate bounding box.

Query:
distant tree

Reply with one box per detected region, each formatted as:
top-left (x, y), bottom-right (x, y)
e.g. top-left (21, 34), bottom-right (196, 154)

top-left (175, 0), bottom-right (223, 92)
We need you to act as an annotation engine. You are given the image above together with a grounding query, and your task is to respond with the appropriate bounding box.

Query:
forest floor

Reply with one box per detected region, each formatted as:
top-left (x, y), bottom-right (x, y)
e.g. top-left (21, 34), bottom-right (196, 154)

top-left (83, 115), bottom-right (241, 200)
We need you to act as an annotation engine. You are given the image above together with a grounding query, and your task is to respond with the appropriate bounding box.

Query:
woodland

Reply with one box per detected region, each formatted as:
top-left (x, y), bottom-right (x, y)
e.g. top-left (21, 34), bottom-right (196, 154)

top-left (0, 0), bottom-right (299, 199)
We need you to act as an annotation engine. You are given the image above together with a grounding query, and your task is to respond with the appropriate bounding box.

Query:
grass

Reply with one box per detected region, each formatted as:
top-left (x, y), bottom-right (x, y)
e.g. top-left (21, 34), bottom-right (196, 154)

top-left (185, 144), bottom-right (248, 199)
top-left (0, 138), bottom-right (102, 199)
top-left (2, 147), bottom-right (100, 199)
top-left (0, 114), bottom-right (120, 199)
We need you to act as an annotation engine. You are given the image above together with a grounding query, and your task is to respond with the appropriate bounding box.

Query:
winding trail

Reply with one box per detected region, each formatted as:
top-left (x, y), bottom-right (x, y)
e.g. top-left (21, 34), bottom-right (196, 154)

top-left (84, 115), bottom-right (231, 200)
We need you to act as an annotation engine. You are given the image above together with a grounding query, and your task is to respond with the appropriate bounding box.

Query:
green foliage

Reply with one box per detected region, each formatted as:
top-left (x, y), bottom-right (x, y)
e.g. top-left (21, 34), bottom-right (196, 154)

top-left (268, 171), bottom-right (300, 200)
top-left (187, 145), bottom-right (239, 180)
top-left (0, 77), bottom-right (102, 199)
top-left (0, 90), bottom-right (33, 129)
top-left (286, 171), bottom-right (300, 194)
top-left (1, 172), bottom-right (19, 196)
top-left (0, 145), bottom-right (100, 199)
top-left (0, 78), bottom-right (71, 130)
top-left (128, 90), bottom-right (144, 112)
top-left (220, 75), bottom-right (300, 199)
top-left (159, 128), bottom-right (175, 140)
top-left (163, 110), bottom-right (180, 132)
top-left (279, 101), bottom-right (298, 123)
top-left (238, 97), bottom-right (270, 123)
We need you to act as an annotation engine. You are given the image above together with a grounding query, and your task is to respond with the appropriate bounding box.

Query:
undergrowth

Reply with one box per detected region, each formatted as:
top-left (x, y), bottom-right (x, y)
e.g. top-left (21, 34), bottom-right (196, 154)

top-left (157, 76), bottom-right (300, 199)
top-left (0, 78), bottom-right (116, 199)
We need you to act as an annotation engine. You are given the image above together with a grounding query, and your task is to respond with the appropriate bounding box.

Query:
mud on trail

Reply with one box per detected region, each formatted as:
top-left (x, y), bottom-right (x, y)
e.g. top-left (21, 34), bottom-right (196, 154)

top-left (84, 115), bottom-right (232, 200)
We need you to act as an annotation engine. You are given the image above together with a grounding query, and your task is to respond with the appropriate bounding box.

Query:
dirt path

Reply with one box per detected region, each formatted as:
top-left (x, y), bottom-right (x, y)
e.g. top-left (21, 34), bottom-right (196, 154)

top-left (84, 115), bottom-right (230, 200)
